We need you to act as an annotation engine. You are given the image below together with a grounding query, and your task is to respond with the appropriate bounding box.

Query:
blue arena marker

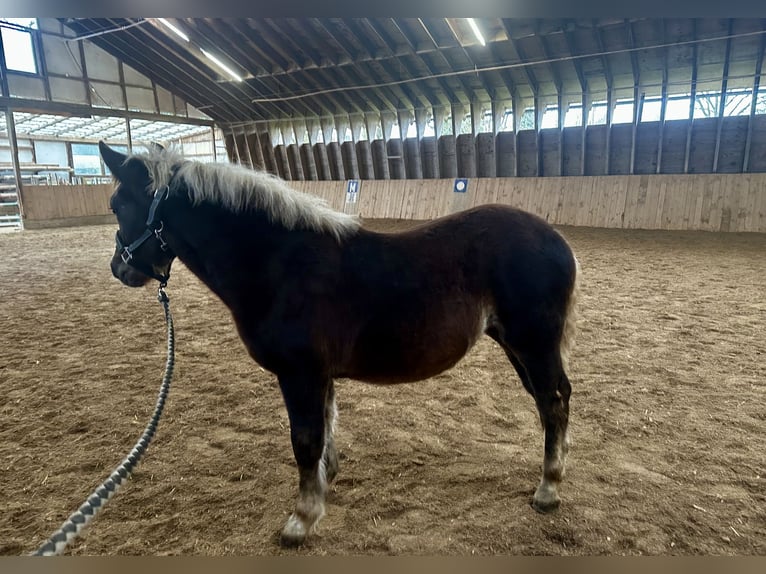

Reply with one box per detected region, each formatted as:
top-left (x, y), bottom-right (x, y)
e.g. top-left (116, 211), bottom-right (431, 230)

top-left (346, 179), bottom-right (360, 204)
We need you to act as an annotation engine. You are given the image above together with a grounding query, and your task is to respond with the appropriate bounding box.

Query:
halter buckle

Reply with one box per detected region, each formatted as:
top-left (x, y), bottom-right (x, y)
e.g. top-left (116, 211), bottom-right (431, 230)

top-left (154, 222), bottom-right (169, 251)
top-left (120, 247), bottom-right (133, 264)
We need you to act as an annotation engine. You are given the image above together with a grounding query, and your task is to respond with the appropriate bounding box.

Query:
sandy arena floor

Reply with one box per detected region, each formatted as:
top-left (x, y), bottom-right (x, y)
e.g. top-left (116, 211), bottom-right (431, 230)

top-left (0, 219), bottom-right (764, 555)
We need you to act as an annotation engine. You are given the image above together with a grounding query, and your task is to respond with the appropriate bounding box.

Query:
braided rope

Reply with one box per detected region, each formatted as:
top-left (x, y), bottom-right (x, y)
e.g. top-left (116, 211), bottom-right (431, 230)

top-left (32, 287), bottom-right (175, 556)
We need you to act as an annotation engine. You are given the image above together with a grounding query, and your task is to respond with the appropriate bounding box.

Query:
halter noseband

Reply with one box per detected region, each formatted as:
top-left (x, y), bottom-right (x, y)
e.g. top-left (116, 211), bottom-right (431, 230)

top-left (115, 185), bottom-right (172, 285)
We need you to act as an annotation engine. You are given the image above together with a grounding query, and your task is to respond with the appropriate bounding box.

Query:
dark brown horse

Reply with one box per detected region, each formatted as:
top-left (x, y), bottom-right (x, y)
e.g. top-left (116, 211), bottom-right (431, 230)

top-left (99, 141), bottom-right (580, 547)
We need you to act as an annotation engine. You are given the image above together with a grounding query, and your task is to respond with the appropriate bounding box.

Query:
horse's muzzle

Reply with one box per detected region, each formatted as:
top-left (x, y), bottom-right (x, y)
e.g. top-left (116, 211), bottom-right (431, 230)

top-left (111, 253), bottom-right (152, 287)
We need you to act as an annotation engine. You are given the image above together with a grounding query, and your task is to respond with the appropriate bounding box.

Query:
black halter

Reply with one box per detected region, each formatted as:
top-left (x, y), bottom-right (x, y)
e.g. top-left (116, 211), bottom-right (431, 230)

top-left (115, 185), bottom-right (173, 285)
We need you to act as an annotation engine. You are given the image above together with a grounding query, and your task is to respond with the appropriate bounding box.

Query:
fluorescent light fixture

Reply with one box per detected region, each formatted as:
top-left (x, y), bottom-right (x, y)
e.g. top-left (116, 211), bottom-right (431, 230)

top-left (466, 18), bottom-right (486, 46)
top-left (157, 18), bottom-right (190, 42)
top-left (201, 48), bottom-right (243, 82)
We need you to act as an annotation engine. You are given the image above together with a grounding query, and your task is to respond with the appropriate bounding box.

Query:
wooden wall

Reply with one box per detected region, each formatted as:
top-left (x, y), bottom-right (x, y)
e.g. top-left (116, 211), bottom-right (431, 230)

top-left (294, 174), bottom-right (766, 233)
top-left (19, 175), bottom-right (766, 233)
top-left (20, 183), bottom-right (114, 228)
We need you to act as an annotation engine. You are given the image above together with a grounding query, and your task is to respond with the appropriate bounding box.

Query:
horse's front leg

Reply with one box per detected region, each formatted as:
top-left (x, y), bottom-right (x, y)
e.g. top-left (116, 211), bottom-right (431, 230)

top-left (278, 372), bottom-right (332, 547)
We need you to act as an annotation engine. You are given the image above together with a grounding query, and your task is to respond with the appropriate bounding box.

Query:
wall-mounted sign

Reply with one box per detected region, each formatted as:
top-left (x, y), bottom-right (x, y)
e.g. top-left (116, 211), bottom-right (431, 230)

top-left (346, 179), bottom-right (360, 203)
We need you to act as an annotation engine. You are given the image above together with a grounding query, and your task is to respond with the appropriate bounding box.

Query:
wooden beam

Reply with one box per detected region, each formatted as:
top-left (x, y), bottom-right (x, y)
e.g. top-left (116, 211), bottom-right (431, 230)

top-left (593, 22), bottom-right (613, 175)
top-left (683, 20), bottom-right (699, 174)
top-left (362, 20), bottom-right (427, 111)
top-left (68, 19), bottom-right (241, 122)
top-left (742, 20), bottom-right (766, 173)
top-left (1, 25), bottom-right (25, 206)
top-left (125, 117), bottom-right (132, 152)
top-left (34, 26), bottom-right (52, 102)
top-left (713, 19), bottom-right (734, 173)
top-left (626, 19), bottom-right (641, 175)
top-left (581, 90), bottom-right (589, 175)
top-left (192, 19), bottom-right (314, 119)
top-left (656, 20), bottom-right (669, 174)
top-left (338, 18), bottom-right (402, 112)
top-left (247, 18), bottom-right (354, 116)
top-left (563, 24), bottom-right (588, 176)
top-left (0, 96), bottom-right (215, 126)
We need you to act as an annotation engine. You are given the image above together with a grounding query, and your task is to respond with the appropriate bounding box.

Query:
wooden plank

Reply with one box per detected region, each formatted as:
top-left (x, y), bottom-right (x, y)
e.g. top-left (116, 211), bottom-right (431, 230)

top-left (652, 177), bottom-right (666, 230)
top-left (736, 173), bottom-right (754, 232)
top-left (278, 175), bottom-right (763, 231)
top-left (668, 176), bottom-right (684, 230)
top-left (522, 178), bottom-right (536, 214)
top-left (684, 177), bottom-right (702, 230)
top-left (708, 174), bottom-right (723, 232)
top-left (550, 177), bottom-right (565, 224)
top-left (622, 175), bottom-right (639, 229)
top-left (719, 175), bottom-right (735, 232)
top-left (637, 175), bottom-right (657, 230)
top-left (559, 177), bottom-right (580, 227)
top-left (573, 177), bottom-right (589, 227)
top-left (376, 180), bottom-right (390, 219)
top-left (744, 174), bottom-right (759, 232)
top-left (592, 177), bottom-right (610, 228)
top-left (691, 176), bottom-right (704, 230)
top-left (434, 180), bottom-right (450, 219)
top-left (539, 177), bottom-right (556, 223)
top-left (741, 174), bottom-right (756, 232)
top-left (611, 176), bottom-right (629, 229)
top-left (697, 175), bottom-right (713, 230)
top-left (403, 180), bottom-right (419, 219)
top-left (495, 177), bottom-right (513, 207)
top-left (754, 174), bottom-right (766, 232)
top-left (663, 176), bottom-right (682, 230)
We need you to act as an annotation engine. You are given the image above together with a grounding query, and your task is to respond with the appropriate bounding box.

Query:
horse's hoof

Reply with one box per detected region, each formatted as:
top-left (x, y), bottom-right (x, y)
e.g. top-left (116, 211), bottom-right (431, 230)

top-left (280, 514), bottom-right (308, 548)
top-left (279, 531), bottom-right (306, 548)
top-left (531, 496), bottom-right (561, 513)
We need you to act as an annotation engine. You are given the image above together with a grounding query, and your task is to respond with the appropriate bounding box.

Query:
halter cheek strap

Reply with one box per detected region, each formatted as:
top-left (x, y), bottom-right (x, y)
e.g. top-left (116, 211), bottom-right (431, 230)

top-left (115, 186), bottom-right (173, 285)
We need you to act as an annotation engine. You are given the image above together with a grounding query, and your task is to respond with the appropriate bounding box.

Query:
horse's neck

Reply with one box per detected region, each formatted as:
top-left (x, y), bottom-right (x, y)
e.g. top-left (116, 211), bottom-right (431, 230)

top-left (165, 200), bottom-right (279, 306)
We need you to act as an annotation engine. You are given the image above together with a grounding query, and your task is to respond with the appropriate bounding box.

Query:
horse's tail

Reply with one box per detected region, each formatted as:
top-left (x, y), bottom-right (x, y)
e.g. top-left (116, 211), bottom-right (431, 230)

top-left (560, 253), bottom-right (580, 373)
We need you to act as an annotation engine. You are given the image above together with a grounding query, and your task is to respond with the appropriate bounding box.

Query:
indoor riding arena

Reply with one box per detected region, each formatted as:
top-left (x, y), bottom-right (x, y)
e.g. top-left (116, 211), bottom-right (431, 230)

top-left (1, 17), bottom-right (764, 556)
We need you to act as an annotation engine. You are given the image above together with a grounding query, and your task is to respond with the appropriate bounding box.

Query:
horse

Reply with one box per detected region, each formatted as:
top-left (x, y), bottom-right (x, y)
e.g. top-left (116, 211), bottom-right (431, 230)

top-left (99, 140), bottom-right (580, 547)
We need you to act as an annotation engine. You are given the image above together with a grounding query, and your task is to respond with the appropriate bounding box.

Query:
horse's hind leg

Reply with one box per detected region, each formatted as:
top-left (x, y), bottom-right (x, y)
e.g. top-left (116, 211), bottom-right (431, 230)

top-left (277, 372), bottom-right (333, 547)
top-left (323, 381), bottom-right (339, 484)
top-left (519, 349), bottom-right (572, 512)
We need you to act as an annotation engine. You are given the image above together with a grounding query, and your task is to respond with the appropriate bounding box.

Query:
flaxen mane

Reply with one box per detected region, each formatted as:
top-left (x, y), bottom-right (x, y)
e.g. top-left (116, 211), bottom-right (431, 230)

top-left (130, 146), bottom-right (361, 241)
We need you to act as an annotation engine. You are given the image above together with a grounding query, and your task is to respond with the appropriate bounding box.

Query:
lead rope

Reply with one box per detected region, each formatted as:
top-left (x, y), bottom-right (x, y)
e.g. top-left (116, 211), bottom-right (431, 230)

top-left (31, 285), bottom-right (175, 556)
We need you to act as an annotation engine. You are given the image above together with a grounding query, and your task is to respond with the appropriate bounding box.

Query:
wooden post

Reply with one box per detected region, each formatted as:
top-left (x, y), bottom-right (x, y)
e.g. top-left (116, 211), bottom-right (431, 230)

top-left (683, 20), bottom-right (698, 174)
top-left (743, 23), bottom-right (766, 173)
top-left (713, 20), bottom-right (734, 173)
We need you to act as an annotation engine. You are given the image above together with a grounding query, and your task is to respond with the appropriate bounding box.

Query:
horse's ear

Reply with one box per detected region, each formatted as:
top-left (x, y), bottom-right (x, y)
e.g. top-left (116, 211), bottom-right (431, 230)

top-left (99, 141), bottom-right (128, 180)
top-left (150, 142), bottom-right (165, 153)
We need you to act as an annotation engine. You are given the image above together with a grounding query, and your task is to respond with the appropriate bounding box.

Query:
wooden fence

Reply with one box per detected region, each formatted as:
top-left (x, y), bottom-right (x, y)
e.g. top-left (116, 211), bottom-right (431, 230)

top-left (18, 174), bottom-right (766, 233)
top-left (19, 183), bottom-right (114, 228)
top-left (294, 173), bottom-right (766, 233)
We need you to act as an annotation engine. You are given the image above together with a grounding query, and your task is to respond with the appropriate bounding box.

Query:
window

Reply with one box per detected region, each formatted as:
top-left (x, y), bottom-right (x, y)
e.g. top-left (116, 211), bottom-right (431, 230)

top-left (73, 143), bottom-right (128, 176)
top-left (587, 102), bottom-right (607, 125)
top-left (756, 88), bottom-right (766, 115)
top-left (540, 106), bottom-right (559, 129)
top-left (72, 143), bottom-right (103, 176)
top-left (641, 98), bottom-right (662, 122)
top-left (1, 18), bottom-right (38, 74)
top-left (665, 96), bottom-right (691, 120)
top-left (563, 105), bottom-right (582, 127)
top-left (612, 100), bottom-right (635, 124)
top-left (723, 90), bottom-right (753, 117)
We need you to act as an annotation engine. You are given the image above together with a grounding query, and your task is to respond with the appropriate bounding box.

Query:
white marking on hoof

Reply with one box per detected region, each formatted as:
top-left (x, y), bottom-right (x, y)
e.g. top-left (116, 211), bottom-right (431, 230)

top-left (532, 480), bottom-right (561, 513)
top-left (280, 513), bottom-right (309, 547)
